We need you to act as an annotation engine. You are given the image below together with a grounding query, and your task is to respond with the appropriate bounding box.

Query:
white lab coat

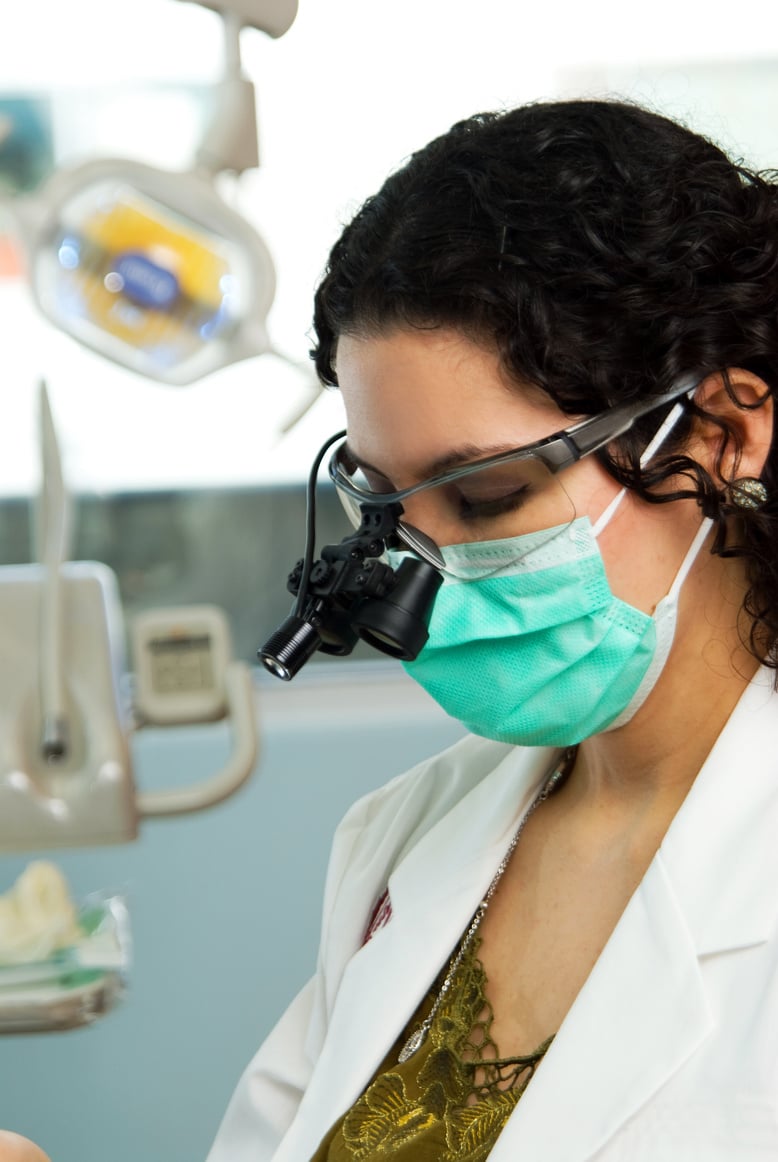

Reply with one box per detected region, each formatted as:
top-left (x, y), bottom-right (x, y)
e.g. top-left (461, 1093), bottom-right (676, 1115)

top-left (207, 669), bottom-right (778, 1161)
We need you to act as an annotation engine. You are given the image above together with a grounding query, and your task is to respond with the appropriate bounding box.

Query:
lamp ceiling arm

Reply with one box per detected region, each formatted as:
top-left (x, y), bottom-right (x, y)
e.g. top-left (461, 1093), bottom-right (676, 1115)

top-left (173, 0), bottom-right (298, 40)
top-left (179, 0), bottom-right (298, 176)
top-left (192, 10), bottom-right (256, 176)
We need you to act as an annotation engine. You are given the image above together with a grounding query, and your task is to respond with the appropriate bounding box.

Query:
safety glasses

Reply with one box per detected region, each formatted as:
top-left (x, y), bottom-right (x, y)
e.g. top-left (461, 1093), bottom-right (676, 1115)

top-left (328, 377), bottom-right (697, 574)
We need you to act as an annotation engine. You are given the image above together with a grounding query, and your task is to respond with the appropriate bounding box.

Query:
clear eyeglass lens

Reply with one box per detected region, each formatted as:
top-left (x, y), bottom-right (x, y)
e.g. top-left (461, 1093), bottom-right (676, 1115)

top-left (335, 455), bottom-right (576, 579)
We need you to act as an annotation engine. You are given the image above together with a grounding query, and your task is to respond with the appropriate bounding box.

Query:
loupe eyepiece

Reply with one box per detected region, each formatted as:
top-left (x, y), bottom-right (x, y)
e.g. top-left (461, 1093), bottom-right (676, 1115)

top-left (352, 557), bottom-right (443, 660)
top-left (259, 613), bottom-right (321, 681)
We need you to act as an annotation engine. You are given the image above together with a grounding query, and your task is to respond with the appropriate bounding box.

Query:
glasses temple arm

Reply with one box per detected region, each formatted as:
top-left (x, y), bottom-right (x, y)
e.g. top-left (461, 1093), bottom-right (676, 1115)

top-left (559, 385), bottom-right (695, 462)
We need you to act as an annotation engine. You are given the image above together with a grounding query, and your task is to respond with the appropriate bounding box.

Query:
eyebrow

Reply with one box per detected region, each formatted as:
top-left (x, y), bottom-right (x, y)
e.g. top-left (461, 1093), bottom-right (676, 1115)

top-left (342, 439), bottom-right (531, 484)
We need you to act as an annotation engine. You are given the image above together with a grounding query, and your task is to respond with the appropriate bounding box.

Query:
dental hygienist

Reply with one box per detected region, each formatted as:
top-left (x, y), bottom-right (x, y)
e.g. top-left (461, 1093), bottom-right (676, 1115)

top-left (209, 100), bottom-right (778, 1160)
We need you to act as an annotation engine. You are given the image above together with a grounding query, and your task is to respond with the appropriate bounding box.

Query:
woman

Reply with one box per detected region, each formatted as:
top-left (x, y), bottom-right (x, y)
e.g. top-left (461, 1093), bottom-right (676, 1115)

top-left (209, 100), bottom-right (778, 1159)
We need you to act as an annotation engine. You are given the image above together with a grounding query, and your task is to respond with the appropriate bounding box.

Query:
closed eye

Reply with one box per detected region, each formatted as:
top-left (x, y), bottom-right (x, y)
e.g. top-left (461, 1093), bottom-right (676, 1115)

top-left (456, 484), bottom-right (532, 521)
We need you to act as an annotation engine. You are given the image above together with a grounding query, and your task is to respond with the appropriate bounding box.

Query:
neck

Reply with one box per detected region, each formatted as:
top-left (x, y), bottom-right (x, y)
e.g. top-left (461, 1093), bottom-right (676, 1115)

top-left (571, 555), bottom-right (761, 813)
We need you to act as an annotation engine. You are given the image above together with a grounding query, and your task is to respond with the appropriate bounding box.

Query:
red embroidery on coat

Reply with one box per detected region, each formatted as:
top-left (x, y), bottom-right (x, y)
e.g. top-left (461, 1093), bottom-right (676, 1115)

top-left (362, 889), bottom-right (392, 944)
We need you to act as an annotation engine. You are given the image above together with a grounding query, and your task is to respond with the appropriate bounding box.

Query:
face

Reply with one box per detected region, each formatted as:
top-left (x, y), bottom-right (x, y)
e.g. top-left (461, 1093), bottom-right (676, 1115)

top-left (335, 327), bottom-right (706, 615)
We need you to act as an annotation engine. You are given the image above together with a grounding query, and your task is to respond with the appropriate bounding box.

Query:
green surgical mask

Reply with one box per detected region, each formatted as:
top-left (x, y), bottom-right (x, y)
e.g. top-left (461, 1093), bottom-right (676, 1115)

top-left (398, 512), bottom-right (711, 747)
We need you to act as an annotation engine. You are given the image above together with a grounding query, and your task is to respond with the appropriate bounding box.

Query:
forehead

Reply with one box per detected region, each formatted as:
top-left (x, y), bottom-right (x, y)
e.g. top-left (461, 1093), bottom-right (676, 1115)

top-left (335, 328), bottom-right (570, 481)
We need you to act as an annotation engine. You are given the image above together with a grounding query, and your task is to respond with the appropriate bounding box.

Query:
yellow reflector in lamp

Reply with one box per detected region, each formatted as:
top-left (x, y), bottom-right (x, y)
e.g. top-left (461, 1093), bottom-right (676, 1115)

top-left (15, 158), bottom-right (276, 384)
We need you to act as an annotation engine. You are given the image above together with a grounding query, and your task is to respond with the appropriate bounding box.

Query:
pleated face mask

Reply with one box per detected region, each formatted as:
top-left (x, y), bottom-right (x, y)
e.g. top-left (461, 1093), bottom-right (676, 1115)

top-left (397, 511), bottom-right (711, 747)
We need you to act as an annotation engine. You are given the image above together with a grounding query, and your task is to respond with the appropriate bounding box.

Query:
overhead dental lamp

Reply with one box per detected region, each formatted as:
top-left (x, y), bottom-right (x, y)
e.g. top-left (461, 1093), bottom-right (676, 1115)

top-left (8, 0), bottom-right (298, 385)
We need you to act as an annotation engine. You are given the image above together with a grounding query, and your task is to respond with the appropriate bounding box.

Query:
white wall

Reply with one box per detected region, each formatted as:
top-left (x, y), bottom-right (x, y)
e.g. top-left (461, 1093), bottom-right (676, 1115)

top-left (1, 0), bottom-right (778, 493)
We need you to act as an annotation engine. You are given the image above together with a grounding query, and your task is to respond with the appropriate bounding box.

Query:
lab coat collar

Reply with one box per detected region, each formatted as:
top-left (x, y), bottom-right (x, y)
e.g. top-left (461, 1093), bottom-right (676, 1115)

top-left (282, 670), bottom-right (778, 1162)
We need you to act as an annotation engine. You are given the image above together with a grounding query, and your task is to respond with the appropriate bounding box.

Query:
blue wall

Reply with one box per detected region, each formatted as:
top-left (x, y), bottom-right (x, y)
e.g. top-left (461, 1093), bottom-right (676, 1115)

top-left (0, 664), bottom-right (464, 1162)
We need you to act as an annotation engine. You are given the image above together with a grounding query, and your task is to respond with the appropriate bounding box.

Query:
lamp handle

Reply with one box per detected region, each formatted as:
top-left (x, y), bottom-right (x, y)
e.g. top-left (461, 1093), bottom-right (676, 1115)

top-left (136, 661), bottom-right (258, 817)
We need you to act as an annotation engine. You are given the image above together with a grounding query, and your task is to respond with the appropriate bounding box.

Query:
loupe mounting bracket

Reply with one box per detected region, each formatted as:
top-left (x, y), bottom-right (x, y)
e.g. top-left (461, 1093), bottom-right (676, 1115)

top-left (287, 502), bottom-right (404, 621)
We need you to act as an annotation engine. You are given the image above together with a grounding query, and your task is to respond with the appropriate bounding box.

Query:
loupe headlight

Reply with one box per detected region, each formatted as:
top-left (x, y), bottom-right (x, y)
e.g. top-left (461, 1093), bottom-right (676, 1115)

top-left (259, 614), bottom-right (322, 681)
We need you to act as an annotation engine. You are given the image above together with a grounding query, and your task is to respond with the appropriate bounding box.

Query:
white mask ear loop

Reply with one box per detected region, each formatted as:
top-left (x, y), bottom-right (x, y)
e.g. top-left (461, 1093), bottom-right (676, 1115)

top-left (591, 398), bottom-right (690, 538)
top-left (665, 512), bottom-right (713, 598)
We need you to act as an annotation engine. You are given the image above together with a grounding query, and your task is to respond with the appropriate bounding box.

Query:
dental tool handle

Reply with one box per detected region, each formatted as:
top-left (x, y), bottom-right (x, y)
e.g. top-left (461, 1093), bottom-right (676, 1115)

top-left (38, 380), bottom-right (71, 761)
top-left (40, 567), bottom-right (67, 760)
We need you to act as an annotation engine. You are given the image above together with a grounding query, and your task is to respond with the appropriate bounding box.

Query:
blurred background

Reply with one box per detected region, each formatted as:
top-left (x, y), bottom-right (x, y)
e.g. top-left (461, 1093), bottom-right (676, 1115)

top-left (0, 1), bottom-right (777, 1158)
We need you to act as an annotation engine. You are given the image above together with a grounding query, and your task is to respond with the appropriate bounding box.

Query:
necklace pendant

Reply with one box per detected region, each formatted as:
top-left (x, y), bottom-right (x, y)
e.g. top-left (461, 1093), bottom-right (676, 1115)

top-left (398, 1025), bottom-right (427, 1063)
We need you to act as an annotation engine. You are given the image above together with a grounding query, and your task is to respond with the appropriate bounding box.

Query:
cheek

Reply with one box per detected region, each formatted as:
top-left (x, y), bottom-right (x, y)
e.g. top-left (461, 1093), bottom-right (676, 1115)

top-left (561, 458), bottom-right (623, 524)
top-left (595, 495), bottom-right (703, 614)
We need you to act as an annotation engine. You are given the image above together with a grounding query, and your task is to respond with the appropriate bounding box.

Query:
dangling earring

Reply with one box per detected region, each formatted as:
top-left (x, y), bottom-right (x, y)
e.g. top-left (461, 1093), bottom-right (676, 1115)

top-left (725, 477), bottom-right (769, 511)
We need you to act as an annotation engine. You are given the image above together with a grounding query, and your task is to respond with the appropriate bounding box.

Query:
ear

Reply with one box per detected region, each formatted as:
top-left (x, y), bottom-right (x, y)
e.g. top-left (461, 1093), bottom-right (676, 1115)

top-left (688, 368), bottom-right (774, 484)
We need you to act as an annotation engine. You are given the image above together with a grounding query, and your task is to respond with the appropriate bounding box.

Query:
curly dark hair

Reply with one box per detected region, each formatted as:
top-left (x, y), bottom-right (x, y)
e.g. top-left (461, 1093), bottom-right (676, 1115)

top-left (311, 99), bottom-right (778, 672)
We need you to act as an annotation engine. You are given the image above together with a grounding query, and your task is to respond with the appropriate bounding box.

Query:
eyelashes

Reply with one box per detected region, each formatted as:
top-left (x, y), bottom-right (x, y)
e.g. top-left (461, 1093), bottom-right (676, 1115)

top-left (456, 485), bottom-right (532, 521)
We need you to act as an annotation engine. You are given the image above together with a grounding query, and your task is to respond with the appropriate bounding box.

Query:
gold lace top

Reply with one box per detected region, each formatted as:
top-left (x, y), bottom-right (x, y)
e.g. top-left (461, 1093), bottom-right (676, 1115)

top-left (309, 937), bottom-right (554, 1162)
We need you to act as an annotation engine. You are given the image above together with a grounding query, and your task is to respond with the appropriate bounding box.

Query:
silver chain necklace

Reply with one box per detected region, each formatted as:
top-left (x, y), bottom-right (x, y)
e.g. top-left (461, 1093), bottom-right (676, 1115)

top-left (398, 747), bottom-right (576, 1064)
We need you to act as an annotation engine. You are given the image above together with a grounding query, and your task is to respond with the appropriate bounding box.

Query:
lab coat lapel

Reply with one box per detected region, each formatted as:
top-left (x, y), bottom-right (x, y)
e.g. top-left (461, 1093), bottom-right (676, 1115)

top-left (277, 742), bottom-right (558, 1162)
top-left (489, 853), bottom-right (712, 1161)
top-left (490, 669), bottom-right (778, 1161)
